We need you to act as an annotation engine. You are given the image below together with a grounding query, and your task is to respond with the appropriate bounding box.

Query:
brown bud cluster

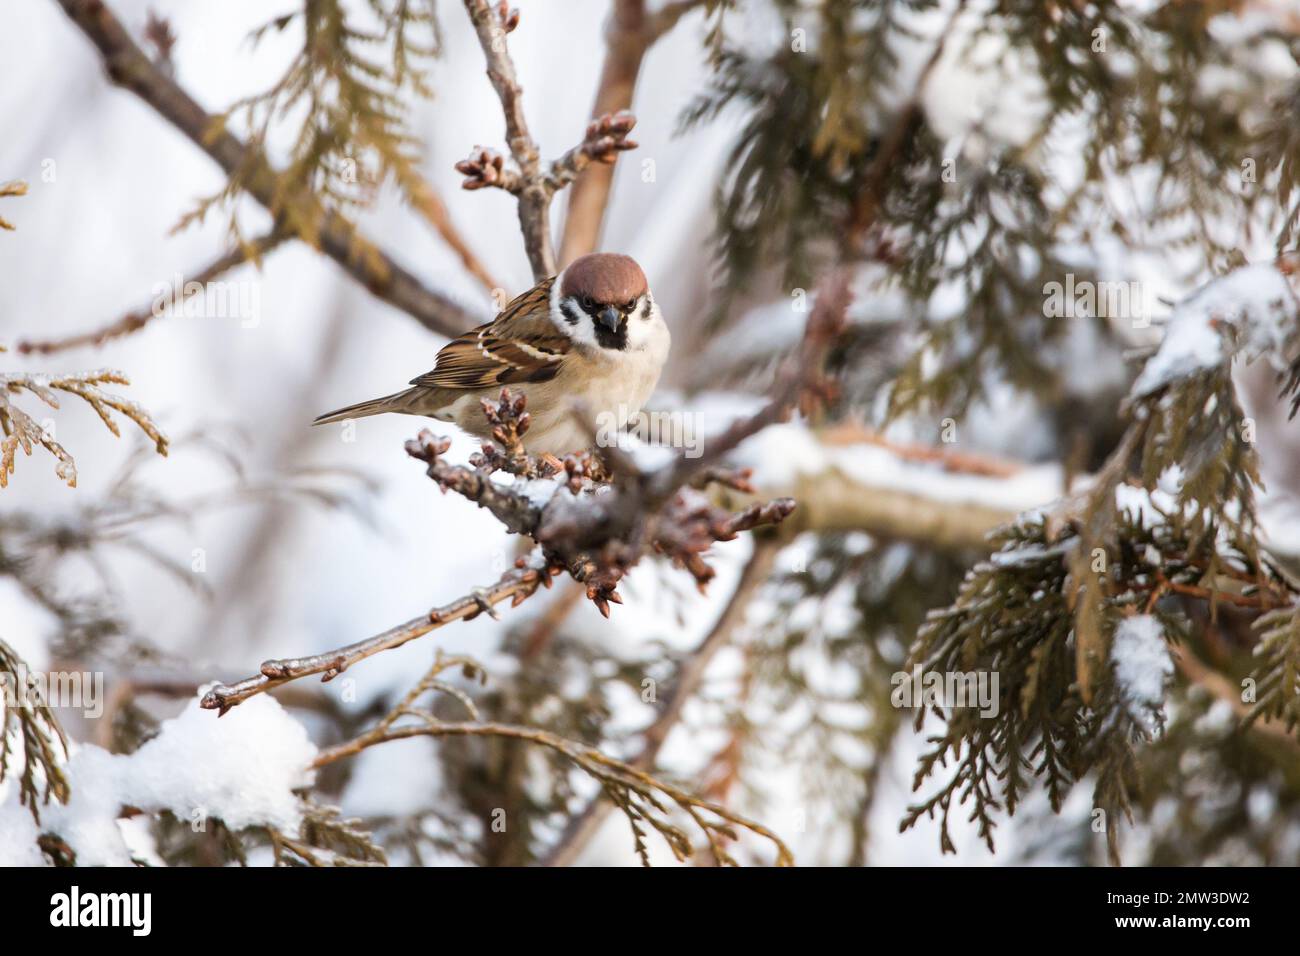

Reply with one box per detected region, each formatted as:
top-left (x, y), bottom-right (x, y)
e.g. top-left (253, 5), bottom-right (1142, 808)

top-left (456, 146), bottom-right (518, 192)
top-left (580, 110), bottom-right (638, 164)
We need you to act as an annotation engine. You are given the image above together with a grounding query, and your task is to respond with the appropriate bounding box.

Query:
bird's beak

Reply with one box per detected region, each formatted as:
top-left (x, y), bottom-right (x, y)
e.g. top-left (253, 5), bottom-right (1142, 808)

top-left (598, 306), bottom-right (621, 334)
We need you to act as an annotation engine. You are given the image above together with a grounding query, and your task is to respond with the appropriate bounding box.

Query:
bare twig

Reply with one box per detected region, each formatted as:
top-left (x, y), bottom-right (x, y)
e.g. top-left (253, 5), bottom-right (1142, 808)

top-left (54, 0), bottom-right (478, 338)
top-left (454, 145), bottom-right (522, 193)
top-left (461, 0), bottom-right (555, 279)
top-left (542, 111), bottom-right (638, 194)
top-left (199, 560), bottom-right (559, 714)
top-left (459, 0), bottom-right (669, 277)
top-left (16, 230), bottom-right (290, 355)
top-left (456, 111), bottom-right (637, 222)
top-left (312, 648), bottom-right (791, 866)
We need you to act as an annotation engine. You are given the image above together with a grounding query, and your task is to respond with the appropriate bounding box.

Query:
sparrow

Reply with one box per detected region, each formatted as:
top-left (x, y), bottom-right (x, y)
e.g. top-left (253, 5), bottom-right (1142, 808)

top-left (313, 253), bottom-right (671, 456)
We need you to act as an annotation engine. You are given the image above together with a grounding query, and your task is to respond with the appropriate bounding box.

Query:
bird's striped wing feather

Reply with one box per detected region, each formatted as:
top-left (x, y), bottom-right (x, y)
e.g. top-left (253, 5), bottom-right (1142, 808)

top-left (411, 278), bottom-right (569, 390)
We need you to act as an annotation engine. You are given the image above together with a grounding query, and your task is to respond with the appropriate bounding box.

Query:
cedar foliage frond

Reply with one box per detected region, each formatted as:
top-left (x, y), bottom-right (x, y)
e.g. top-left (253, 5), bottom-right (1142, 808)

top-left (0, 639), bottom-right (71, 823)
top-left (1248, 606), bottom-right (1300, 735)
top-left (0, 358), bottom-right (169, 488)
top-left (693, 2), bottom-right (1300, 415)
top-left (904, 255), bottom-right (1300, 861)
top-left (270, 801), bottom-right (389, 867)
top-left (181, 0), bottom-right (443, 242)
top-left (900, 512), bottom-right (1292, 863)
top-left (0, 180), bottom-right (27, 231)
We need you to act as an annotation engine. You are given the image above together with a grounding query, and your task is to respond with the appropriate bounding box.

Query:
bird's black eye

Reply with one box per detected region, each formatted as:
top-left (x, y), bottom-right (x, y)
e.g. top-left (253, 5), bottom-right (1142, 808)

top-left (626, 298), bottom-right (636, 311)
top-left (581, 295), bottom-right (594, 311)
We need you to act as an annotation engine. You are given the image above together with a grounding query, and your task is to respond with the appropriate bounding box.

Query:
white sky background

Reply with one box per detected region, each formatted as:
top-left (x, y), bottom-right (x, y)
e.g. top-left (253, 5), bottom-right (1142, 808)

top-left (9, 0), bottom-right (1293, 866)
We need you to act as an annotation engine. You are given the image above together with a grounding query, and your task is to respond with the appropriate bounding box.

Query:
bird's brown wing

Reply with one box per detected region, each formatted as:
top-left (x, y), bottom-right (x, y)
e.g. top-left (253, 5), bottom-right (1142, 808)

top-left (410, 278), bottom-right (569, 390)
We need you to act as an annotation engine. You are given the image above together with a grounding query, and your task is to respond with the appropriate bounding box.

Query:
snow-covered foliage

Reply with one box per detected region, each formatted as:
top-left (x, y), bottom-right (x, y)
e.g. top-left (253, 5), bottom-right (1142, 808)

top-left (0, 693), bottom-right (315, 866)
top-left (1130, 264), bottom-right (1299, 399)
top-left (1111, 615), bottom-right (1173, 735)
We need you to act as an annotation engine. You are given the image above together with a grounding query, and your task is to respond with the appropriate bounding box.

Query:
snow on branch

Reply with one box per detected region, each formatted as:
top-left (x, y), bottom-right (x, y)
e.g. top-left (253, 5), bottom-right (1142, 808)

top-left (542, 110), bottom-right (639, 191)
top-left (1111, 613), bottom-right (1174, 736)
top-left (4, 692), bottom-right (319, 866)
top-left (1129, 259), bottom-right (1300, 401)
top-left (706, 422), bottom-right (1065, 551)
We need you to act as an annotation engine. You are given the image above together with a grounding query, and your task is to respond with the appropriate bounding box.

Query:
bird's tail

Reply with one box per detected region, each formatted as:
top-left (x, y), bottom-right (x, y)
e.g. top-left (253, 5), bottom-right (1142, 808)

top-left (312, 387), bottom-right (426, 426)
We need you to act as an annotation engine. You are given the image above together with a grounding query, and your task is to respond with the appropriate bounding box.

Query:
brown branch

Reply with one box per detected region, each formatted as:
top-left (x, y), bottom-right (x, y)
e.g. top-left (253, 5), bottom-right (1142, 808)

top-left (54, 0), bottom-right (477, 338)
top-left (198, 561), bottom-right (558, 714)
top-left (542, 538), bottom-right (780, 866)
top-left (404, 391), bottom-right (797, 615)
top-left (455, 145), bottom-right (523, 194)
top-left (459, 0), bottom-right (678, 277)
top-left (16, 230), bottom-right (289, 355)
top-left (407, 432), bottom-right (544, 536)
top-left (456, 113), bottom-right (638, 219)
top-left (1158, 575), bottom-right (1279, 611)
top-left (542, 111), bottom-right (638, 194)
top-left (708, 466), bottom-right (1022, 551)
top-left (558, 0), bottom-right (705, 266)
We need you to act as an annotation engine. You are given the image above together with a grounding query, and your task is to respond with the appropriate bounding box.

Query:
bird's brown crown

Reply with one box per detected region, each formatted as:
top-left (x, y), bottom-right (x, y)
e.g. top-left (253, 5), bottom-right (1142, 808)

top-left (560, 253), bottom-right (647, 305)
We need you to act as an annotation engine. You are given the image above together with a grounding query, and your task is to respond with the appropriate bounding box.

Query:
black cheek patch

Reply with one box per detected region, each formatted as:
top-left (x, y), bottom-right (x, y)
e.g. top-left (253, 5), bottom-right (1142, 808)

top-left (559, 300), bottom-right (583, 326)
